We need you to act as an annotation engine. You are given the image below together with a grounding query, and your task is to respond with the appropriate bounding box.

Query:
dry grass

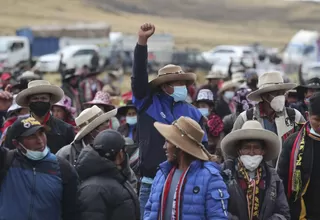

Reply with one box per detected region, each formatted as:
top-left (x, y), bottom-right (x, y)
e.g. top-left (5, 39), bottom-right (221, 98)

top-left (1, 0), bottom-right (318, 50)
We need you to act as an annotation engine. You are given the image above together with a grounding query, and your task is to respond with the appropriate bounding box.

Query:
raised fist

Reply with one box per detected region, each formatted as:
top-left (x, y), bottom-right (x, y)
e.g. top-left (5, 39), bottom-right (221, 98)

top-left (138, 23), bottom-right (155, 45)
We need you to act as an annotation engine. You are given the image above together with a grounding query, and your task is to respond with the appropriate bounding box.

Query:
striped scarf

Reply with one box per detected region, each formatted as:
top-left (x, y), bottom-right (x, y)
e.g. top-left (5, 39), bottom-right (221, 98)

top-left (159, 165), bottom-right (191, 220)
top-left (238, 159), bottom-right (263, 220)
top-left (288, 122), bottom-right (308, 201)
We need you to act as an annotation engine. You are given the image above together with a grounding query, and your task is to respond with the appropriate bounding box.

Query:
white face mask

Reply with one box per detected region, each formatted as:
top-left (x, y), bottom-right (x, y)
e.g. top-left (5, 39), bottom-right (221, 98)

top-left (270, 95), bottom-right (285, 112)
top-left (240, 155), bottom-right (263, 171)
top-left (310, 128), bottom-right (320, 137)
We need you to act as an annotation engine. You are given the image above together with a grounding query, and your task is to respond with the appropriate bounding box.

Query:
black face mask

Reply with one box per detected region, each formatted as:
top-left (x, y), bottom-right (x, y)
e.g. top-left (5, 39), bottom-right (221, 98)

top-left (29, 102), bottom-right (51, 117)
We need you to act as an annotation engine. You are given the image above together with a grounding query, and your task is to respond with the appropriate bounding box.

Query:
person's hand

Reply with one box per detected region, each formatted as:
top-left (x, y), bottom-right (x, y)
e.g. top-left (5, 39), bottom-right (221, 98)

top-left (138, 23), bottom-right (155, 46)
top-left (0, 85), bottom-right (13, 111)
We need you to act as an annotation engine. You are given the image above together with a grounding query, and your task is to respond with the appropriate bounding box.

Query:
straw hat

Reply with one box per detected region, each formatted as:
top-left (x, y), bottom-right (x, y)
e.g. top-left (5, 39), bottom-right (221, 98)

top-left (247, 71), bottom-right (297, 102)
top-left (218, 80), bottom-right (240, 94)
top-left (221, 120), bottom-right (280, 161)
top-left (205, 71), bottom-right (226, 80)
top-left (74, 105), bottom-right (117, 141)
top-left (16, 80), bottom-right (64, 107)
top-left (154, 116), bottom-right (210, 161)
top-left (149, 64), bottom-right (196, 88)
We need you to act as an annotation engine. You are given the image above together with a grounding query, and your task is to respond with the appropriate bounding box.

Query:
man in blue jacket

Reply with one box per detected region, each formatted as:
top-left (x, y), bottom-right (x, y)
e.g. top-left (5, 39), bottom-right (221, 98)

top-left (132, 23), bottom-right (208, 217)
top-left (0, 116), bottom-right (78, 220)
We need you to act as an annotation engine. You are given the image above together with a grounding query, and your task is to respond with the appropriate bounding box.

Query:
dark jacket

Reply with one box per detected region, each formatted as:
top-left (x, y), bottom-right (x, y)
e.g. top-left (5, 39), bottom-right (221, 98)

top-left (216, 98), bottom-right (232, 119)
top-left (4, 115), bottom-right (75, 153)
top-left (0, 150), bottom-right (79, 220)
top-left (278, 131), bottom-right (320, 220)
top-left (57, 141), bottom-right (138, 189)
top-left (222, 159), bottom-right (290, 220)
top-left (222, 113), bottom-right (238, 135)
top-left (76, 146), bottom-right (140, 220)
top-left (131, 44), bottom-right (208, 178)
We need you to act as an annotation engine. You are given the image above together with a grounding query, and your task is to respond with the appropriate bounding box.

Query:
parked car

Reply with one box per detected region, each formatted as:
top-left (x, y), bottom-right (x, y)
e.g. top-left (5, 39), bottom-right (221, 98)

top-left (202, 45), bottom-right (256, 65)
top-left (35, 44), bottom-right (100, 72)
top-left (172, 50), bottom-right (212, 71)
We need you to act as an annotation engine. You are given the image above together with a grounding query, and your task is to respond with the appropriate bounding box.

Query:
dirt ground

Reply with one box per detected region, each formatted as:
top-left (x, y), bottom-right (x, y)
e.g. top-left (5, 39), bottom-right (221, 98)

top-left (1, 0), bottom-right (319, 50)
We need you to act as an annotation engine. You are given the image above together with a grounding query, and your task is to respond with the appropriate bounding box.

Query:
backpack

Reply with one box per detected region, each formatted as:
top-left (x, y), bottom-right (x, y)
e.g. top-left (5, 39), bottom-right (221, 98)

top-left (246, 107), bottom-right (296, 127)
top-left (0, 149), bottom-right (73, 188)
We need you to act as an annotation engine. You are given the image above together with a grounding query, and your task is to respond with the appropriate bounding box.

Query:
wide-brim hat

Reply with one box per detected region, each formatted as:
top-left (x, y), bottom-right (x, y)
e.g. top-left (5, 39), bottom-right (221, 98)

top-left (218, 80), bottom-right (240, 94)
top-left (221, 120), bottom-right (280, 161)
top-left (75, 106), bottom-right (118, 141)
top-left (16, 80), bottom-right (64, 107)
top-left (296, 77), bottom-right (320, 92)
top-left (17, 71), bottom-right (41, 81)
top-left (154, 116), bottom-right (210, 161)
top-left (149, 64), bottom-right (196, 88)
top-left (205, 71), bottom-right (226, 79)
top-left (84, 91), bottom-right (115, 110)
top-left (117, 100), bottom-right (136, 116)
top-left (247, 71), bottom-right (296, 102)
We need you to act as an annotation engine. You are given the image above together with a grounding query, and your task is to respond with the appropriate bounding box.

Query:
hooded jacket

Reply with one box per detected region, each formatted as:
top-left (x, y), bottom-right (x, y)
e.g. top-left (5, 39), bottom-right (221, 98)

top-left (76, 146), bottom-right (140, 220)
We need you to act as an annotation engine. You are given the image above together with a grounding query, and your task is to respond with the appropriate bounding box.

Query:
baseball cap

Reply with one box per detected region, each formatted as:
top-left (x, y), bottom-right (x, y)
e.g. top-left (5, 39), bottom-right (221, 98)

top-left (11, 117), bottom-right (44, 139)
top-left (1, 72), bottom-right (11, 81)
top-left (93, 130), bottom-right (125, 158)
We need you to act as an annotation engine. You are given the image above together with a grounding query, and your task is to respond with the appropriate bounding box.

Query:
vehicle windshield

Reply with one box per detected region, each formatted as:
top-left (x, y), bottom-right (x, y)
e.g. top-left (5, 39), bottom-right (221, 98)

top-left (286, 44), bottom-right (304, 55)
top-left (0, 41), bottom-right (8, 53)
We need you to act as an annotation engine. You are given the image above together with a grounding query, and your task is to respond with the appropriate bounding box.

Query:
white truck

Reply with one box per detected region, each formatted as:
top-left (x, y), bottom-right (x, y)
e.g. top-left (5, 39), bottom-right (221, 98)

top-left (282, 30), bottom-right (320, 74)
top-left (35, 44), bottom-right (100, 72)
top-left (0, 36), bottom-right (31, 70)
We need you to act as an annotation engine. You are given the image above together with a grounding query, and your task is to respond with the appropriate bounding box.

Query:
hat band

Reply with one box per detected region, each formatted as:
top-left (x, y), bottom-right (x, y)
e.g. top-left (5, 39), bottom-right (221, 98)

top-left (78, 112), bottom-right (103, 129)
top-left (159, 71), bottom-right (184, 77)
top-left (258, 82), bottom-right (284, 89)
top-left (307, 82), bottom-right (320, 86)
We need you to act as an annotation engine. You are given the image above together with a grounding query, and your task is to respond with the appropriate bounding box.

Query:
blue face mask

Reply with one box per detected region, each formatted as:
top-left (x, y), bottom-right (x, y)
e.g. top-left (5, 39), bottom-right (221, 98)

top-left (20, 143), bottom-right (49, 161)
top-left (126, 116), bottom-right (137, 125)
top-left (224, 91), bottom-right (235, 100)
top-left (198, 108), bottom-right (209, 117)
top-left (170, 86), bottom-right (188, 102)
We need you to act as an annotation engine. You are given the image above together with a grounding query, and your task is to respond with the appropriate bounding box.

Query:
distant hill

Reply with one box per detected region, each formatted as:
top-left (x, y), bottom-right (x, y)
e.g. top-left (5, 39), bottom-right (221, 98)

top-left (0, 0), bottom-right (319, 49)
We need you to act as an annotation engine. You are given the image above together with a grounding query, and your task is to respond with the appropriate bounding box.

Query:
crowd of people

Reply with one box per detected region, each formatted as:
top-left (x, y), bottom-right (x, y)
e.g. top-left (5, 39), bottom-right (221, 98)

top-left (0, 23), bottom-right (319, 220)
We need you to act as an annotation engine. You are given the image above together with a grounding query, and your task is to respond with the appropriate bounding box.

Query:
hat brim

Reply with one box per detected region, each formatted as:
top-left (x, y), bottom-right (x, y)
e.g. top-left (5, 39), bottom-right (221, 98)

top-left (247, 83), bottom-right (297, 102)
top-left (16, 85), bottom-right (64, 107)
top-left (117, 105), bottom-right (137, 116)
top-left (75, 109), bottom-right (117, 141)
top-left (206, 75), bottom-right (225, 79)
top-left (218, 82), bottom-right (240, 94)
top-left (154, 122), bottom-right (209, 161)
top-left (84, 101), bottom-right (115, 110)
top-left (149, 73), bottom-right (196, 88)
top-left (20, 126), bottom-right (44, 137)
top-left (296, 84), bottom-right (320, 90)
top-left (220, 128), bottom-right (280, 161)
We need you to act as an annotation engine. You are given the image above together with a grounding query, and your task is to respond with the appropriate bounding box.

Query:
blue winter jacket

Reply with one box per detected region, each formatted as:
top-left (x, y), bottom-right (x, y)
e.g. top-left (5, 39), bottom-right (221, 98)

top-left (0, 150), bottom-right (75, 220)
top-left (144, 160), bottom-right (229, 220)
top-left (132, 44), bottom-right (208, 179)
